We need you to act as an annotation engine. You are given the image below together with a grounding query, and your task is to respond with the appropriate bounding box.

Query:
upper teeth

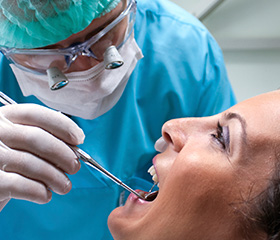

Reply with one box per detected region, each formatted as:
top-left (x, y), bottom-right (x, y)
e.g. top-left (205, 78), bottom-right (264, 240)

top-left (148, 165), bottom-right (159, 184)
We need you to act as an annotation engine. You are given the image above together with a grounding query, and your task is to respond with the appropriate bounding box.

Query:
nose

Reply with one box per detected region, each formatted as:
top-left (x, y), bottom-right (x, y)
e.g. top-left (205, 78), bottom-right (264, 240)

top-left (66, 55), bottom-right (100, 72)
top-left (162, 118), bottom-right (189, 153)
top-left (162, 117), bottom-right (209, 153)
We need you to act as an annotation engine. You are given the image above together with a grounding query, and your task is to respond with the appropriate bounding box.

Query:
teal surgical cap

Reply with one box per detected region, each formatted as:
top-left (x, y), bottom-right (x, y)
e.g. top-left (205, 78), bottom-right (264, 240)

top-left (0, 0), bottom-right (121, 49)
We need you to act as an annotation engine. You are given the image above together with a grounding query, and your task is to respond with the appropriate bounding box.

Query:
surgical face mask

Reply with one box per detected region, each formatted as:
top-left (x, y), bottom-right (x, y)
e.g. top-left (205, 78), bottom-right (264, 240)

top-left (10, 34), bottom-right (143, 119)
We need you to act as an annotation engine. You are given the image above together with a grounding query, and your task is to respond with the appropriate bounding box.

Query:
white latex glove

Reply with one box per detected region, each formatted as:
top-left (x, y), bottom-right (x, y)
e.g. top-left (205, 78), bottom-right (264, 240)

top-left (0, 104), bottom-right (85, 211)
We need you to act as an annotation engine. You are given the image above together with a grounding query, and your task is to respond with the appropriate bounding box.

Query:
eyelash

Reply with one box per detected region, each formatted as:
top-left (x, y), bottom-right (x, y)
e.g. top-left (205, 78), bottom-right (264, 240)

top-left (211, 121), bottom-right (226, 150)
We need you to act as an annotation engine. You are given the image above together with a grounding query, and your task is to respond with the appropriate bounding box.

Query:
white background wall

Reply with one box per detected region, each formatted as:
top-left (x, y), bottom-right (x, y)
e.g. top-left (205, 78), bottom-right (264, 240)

top-left (170, 0), bottom-right (280, 102)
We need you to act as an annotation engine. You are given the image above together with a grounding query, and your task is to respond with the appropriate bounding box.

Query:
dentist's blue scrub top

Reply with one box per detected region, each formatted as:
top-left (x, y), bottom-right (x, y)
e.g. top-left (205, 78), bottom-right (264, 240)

top-left (0, 0), bottom-right (236, 239)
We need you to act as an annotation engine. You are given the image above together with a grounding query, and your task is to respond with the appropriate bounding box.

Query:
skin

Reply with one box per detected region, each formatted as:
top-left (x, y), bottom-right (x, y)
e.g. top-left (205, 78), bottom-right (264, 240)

top-left (108, 90), bottom-right (280, 240)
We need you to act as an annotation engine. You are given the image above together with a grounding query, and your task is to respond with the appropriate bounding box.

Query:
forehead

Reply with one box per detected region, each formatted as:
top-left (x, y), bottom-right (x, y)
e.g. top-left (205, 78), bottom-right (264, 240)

top-left (228, 91), bottom-right (280, 130)
top-left (46, 0), bottom-right (125, 48)
top-left (227, 91), bottom-right (280, 158)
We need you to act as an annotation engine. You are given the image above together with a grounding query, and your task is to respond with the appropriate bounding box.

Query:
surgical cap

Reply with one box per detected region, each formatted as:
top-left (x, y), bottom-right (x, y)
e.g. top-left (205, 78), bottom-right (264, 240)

top-left (0, 0), bottom-right (121, 49)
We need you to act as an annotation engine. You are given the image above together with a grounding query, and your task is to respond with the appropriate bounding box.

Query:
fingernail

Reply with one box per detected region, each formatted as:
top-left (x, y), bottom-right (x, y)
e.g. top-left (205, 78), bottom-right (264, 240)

top-left (75, 128), bottom-right (85, 144)
top-left (75, 158), bottom-right (81, 169)
top-left (47, 190), bottom-right (52, 201)
top-left (63, 180), bottom-right (72, 194)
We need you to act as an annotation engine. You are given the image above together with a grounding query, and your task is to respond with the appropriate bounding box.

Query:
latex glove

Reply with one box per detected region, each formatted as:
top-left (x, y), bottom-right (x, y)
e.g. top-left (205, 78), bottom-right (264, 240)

top-left (0, 104), bottom-right (85, 211)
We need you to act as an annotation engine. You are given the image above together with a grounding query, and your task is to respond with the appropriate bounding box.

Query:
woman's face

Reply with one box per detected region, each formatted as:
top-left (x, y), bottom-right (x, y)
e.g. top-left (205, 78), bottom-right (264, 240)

top-left (108, 90), bottom-right (280, 240)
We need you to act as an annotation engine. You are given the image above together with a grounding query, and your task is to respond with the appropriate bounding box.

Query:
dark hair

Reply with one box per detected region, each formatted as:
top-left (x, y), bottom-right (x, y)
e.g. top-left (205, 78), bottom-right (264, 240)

top-left (247, 157), bottom-right (280, 240)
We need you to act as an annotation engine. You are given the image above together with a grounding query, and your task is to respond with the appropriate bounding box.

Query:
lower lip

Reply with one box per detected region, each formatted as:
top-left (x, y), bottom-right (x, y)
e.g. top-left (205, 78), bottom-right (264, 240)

top-left (128, 190), bottom-right (148, 204)
top-left (120, 190), bottom-right (153, 218)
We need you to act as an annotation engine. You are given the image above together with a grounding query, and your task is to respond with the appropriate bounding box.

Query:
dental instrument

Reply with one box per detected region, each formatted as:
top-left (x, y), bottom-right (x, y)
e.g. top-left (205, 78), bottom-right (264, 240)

top-left (0, 91), bottom-right (147, 200)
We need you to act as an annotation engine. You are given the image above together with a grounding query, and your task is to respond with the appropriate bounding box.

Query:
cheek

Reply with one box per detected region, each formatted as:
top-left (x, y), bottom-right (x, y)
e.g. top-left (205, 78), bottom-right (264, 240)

top-left (113, 18), bottom-right (128, 44)
top-left (162, 155), bottom-right (241, 219)
top-left (140, 169), bottom-right (238, 239)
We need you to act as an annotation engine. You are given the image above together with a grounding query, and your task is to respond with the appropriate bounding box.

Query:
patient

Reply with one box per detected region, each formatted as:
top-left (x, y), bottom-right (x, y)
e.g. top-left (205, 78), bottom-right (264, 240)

top-left (108, 90), bottom-right (280, 240)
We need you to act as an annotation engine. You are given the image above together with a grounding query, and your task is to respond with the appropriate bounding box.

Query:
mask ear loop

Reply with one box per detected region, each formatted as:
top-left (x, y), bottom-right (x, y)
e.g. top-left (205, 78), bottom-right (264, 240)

top-left (46, 67), bottom-right (69, 90)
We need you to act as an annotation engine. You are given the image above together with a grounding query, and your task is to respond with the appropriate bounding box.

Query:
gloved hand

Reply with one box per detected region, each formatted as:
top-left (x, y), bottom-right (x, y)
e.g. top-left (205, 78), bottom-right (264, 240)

top-left (0, 103), bottom-right (85, 211)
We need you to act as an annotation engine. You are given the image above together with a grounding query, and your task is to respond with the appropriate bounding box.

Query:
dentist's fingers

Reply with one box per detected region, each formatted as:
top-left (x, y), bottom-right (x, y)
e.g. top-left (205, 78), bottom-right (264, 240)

top-left (0, 104), bottom-right (85, 145)
top-left (154, 136), bottom-right (168, 152)
top-left (0, 199), bottom-right (9, 211)
top-left (0, 121), bottom-right (80, 174)
top-left (0, 147), bottom-right (72, 195)
top-left (0, 170), bottom-right (52, 204)
top-left (0, 105), bottom-right (82, 174)
top-left (0, 103), bottom-right (84, 209)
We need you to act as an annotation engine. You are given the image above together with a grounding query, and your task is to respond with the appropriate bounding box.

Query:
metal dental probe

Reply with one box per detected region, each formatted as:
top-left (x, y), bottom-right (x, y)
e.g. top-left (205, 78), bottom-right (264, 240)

top-left (0, 91), bottom-right (146, 200)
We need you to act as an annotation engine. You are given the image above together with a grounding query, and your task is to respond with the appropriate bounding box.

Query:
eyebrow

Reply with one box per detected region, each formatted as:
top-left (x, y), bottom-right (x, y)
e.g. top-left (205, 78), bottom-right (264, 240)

top-left (223, 112), bottom-right (247, 145)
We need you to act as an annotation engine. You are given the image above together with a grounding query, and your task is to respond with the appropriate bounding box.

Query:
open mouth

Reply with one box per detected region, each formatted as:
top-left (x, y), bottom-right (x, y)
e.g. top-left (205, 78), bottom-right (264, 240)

top-left (137, 189), bottom-right (159, 202)
top-left (144, 190), bottom-right (158, 201)
top-left (141, 165), bottom-right (159, 202)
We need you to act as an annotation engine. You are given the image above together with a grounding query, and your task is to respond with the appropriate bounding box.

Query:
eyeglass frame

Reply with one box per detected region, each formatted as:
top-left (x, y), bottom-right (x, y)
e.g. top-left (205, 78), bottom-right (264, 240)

top-left (0, 0), bottom-right (137, 75)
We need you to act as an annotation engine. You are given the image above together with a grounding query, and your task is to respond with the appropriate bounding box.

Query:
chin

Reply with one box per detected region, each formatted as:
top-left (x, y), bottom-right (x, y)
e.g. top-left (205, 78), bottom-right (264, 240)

top-left (108, 189), bottom-right (160, 240)
top-left (108, 207), bottom-right (125, 240)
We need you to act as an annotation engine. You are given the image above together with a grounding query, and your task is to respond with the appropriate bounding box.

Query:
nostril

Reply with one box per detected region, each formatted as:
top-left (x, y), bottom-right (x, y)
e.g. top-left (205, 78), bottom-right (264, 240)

top-left (163, 129), bottom-right (186, 153)
top-left (162, 119), bottom-right (186, 152)
top-left (163, 132), bottom-right (172, 145)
